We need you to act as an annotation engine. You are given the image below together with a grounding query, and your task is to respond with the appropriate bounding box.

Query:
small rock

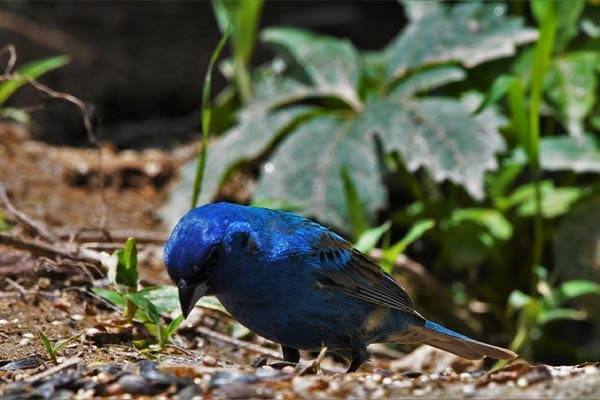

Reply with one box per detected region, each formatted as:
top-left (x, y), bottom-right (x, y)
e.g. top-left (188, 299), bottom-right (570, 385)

top-left (202, 354), bottom-right (217, 367)
top-left (178, 383), bottom-right (202, 400)
top-left (462, 383), bottom-right (476, 396)
top-left (210, 371), bottom-right (257, 389)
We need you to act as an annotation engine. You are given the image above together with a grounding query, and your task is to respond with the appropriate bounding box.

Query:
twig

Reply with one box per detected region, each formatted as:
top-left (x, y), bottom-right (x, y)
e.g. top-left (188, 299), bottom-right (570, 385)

top-left (0, 183), bottom-right (59, 242)
top-left (0, 48), bottom-right (107, 228)
top-left (0, 44), bottom-right (16, 75)
top-left (5, 277), bottom-right (28, 296)
top-left (0, 232), bottom-right (105, 269)
top-left (55, 227), bottom-right (168, 244)
top-left (24, 357), bottom-right (81, 383)
top-left (195, 326), bottom-right (281, 359)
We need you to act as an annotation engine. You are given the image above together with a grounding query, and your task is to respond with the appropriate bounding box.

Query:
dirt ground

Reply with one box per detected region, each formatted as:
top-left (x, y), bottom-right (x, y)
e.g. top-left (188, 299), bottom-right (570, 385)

top-left (0, 122), bottom-right (599, 398)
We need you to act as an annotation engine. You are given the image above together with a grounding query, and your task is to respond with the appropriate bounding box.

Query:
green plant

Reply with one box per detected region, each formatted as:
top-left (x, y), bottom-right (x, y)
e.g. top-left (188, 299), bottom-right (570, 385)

top-left (0, 53), bottom-right (69, 123)
top-left (38, 331), bottom-right (81, 364)
top-left (93, 238), bottom-right (184, 350)
top-left (0, 210), bottom-right (11, 231)
top-left (191, 27), bottom-right (231, 208)
top-left (507, 266), bottom-right (600, 358)
top-left (162, 0), bottom-right (600, 362)
top-left (212, 0), bottom-right (263, 103)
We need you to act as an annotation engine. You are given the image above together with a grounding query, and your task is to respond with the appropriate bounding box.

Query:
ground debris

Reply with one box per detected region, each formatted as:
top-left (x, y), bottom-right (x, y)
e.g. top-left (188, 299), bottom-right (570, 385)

top-left (1, 354), bottom-right (598, 399)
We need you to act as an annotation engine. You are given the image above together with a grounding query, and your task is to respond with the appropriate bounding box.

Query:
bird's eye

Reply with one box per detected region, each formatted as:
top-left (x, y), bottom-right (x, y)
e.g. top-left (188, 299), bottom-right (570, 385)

top-left (205, 245), bottom-right (220, 267)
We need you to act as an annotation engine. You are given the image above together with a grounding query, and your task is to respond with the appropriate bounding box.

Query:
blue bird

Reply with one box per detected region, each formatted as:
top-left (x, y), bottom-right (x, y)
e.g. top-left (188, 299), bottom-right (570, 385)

top-left (164, 202), bottom-right (517, 372)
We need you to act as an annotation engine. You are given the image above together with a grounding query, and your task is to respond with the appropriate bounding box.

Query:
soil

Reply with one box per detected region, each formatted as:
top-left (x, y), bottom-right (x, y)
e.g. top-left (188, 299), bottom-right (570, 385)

top-left (0, 122), bottom-right (599, 398)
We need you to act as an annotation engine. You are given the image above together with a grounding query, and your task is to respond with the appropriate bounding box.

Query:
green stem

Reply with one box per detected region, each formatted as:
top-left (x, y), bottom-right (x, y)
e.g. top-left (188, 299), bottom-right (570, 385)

top-left (527, 0), bottom-right (556, 281)
top-left (234, 57), bottom-right (252, 103)
top-left (123, 297), bottom-right (138, 322)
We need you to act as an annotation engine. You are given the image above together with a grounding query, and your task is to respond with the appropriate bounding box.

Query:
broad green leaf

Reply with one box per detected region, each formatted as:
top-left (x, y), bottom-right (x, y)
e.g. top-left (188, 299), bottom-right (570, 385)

top-left (390, 65), bottom-right (466, 98)
top-left (510, 135), bottom-right (600, 173)
top-left (261, 28), bottom-right (362, 110)
top-left (136, 286), bottom-right (180, 314)
top-left (255, 115), bottom-right (387, 230)
top-left (536, 135), bottom-right (600, 173)
top-left (0, 55), bottom-right (69, 106)
top-left (161, 106), bottom-right (314, 228)
top-left (554, 194), bottom-right (600, 282)
top-left (387, 2), bottom-right (537, 80)
top-left (242, 61), bottom-right (318, 117)
top-left (361, 95), bottom-right (506, 200)
top-left (547, 52), bottom-right (600, 137)
top-left (354, 221), bottom-right (392, 254)
top-left (361, 50), bottom-right (389, 90)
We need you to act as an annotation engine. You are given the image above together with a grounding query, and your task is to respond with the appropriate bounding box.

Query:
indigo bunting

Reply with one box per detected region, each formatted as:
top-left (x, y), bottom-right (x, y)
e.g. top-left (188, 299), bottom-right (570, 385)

top-left (164, 202), bottom-right (516, 372)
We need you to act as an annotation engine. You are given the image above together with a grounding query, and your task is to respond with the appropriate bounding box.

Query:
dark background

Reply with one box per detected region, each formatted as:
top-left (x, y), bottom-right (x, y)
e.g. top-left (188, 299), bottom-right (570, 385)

top-left (1, 1), bottom-right (404, 148)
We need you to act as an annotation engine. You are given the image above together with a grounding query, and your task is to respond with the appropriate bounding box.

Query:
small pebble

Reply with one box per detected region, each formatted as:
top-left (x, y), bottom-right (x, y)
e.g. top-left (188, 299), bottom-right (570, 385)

top-left (23, 332), bottom-right (35, 339)
top-left (38, 277), bottom-right (51, 289)
top-left (72, 314), bottom-right (85, 321)
top-left (516, 377), bottom-right (529, 387)
top-left (459, 372), bottom-right (472, 382)
top-left (0, 319), bottom-right (8, 325)
top-left (462, 384), bottom-right (476, 396)
top-left (202, 354), bottom-right (217, 367)
top-left (281, 365), bottom-right (295, 374)
top-left (584, 365), bottom-right (598, 375)
top-left (19, 338), bottom-right (30, 346)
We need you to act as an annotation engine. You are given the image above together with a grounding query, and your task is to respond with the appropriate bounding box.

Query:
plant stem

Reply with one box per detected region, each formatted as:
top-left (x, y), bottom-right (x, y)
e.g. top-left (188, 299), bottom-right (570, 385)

top-left (527, 0), bottom-right (556, 281)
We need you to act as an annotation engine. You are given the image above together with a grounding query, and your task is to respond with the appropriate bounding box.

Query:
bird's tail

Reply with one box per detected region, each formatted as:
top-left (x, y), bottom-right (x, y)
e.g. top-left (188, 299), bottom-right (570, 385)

top-left (417, 320), bottom-right (517, 360)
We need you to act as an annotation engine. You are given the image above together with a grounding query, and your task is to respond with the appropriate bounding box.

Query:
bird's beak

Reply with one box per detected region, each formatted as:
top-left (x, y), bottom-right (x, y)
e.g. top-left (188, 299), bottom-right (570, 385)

top-left (178, 278), bottom-right (209, 319)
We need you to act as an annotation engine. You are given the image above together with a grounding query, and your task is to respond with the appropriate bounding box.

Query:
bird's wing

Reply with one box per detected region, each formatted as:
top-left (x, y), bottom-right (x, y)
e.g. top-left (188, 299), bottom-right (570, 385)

top-left (312, 234), bottom-right (415, 314)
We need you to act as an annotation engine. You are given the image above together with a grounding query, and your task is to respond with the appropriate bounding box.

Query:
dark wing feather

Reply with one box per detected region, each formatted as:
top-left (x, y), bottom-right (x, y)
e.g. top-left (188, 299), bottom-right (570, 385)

top-left (315, 244), bottom-right (415, 314)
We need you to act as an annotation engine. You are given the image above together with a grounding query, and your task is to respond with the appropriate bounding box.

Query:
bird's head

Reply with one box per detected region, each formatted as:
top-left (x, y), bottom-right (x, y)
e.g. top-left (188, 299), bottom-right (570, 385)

top-left (164, 202), bottom-right (262, 318)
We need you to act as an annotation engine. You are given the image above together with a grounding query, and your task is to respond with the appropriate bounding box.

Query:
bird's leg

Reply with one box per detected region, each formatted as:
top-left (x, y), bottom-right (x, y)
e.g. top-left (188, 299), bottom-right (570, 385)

top-left (281, 345), bottom-right (300, 363)
top-left (346, 346), bottom-right (368, 373)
